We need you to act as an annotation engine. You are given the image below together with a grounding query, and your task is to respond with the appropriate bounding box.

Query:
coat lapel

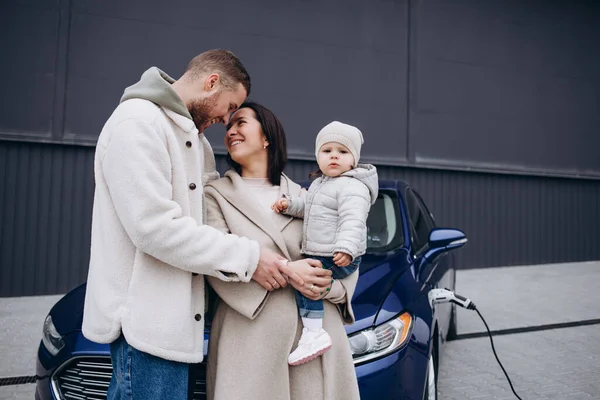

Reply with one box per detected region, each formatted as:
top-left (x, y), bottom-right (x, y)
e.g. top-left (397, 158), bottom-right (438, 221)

top-left (208, 171), bottom-right (299, 260)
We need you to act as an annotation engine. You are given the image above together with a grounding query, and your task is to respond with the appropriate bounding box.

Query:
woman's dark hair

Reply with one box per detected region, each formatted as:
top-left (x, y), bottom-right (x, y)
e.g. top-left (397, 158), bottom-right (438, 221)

top-left (225, 102), bottom-right (287, 185)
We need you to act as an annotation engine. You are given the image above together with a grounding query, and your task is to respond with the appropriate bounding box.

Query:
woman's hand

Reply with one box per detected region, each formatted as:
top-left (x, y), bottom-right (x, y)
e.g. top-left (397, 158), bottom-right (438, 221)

top-left (253, 248), bottom-right (304, 291)
top-left (286, 258), bottom-right (333, 300)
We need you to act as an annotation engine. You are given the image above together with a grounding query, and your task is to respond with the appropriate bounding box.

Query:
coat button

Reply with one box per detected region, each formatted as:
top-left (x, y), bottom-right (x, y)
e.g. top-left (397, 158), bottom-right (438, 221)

top-left (192, 273), bottom-right (198, 276)
top-left (189, 183), bottom-right (197, 190)
top-left (186, 141), bottom-right (192, 148)
top-left (194, 314), bottom-right (202, 321)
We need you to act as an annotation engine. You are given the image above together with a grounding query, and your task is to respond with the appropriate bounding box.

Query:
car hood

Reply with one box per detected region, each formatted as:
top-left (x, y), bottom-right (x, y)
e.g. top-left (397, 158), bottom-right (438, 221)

top-left (345, 249), bottom-right (412, 335)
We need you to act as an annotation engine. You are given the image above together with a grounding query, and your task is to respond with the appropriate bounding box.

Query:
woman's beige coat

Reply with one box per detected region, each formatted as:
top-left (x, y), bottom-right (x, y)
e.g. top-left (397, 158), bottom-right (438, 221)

top-left (204, 170), bottom-right (360, 400)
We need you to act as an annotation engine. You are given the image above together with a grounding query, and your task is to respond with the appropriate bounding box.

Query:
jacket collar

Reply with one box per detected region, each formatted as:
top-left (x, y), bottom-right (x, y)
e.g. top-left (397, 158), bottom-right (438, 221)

top-left (207, 171), bottom-right (301, 260)
top-left (162, 108), bottom-right (197, 134)
top-left (160, 108), bottom-right (218, 184)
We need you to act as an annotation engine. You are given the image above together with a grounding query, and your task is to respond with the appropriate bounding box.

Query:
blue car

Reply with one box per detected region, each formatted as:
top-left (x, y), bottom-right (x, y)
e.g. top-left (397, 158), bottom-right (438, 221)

top-left (35, 180), bottom-right (467, 400)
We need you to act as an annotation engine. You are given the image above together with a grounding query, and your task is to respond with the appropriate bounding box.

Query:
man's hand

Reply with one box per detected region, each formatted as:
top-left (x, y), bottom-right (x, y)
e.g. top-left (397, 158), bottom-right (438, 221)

top-left (333, 252), bottom-right (352, 267)
top-left (252, 248), bottom-right (304, 291)
top-left (271, 198), bottom-right (289, 214)
top-left (287, 258), bottom-right (333, 301)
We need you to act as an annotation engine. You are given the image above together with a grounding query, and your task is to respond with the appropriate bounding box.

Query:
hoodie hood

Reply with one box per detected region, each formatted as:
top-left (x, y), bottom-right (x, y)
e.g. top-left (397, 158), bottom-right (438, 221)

top-left (120, 67), bottom-right (191, 120)
top-left (342, 163), bottom-right (379, 204)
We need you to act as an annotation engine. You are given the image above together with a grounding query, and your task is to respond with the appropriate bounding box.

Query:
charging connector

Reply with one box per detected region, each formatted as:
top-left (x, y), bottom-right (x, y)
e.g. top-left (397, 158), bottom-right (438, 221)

top-left (428, 288), bottom-right (476, 310)
top-left (428, 288), bottom-right (524, 400)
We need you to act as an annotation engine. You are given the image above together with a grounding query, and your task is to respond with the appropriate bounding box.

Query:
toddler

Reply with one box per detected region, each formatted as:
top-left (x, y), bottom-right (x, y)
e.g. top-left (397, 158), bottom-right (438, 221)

top-left (272, 121), bottom-right (378, 366)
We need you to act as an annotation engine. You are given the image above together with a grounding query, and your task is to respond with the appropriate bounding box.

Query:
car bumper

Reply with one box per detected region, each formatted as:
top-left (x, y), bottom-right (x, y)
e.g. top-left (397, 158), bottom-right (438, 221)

top-left (35, 331), bottom-right (109, 400)
top-left (356, 344), bottom-right (428, 400)
top-left (35, 345), bottom-right (55, 400)
top-left (34, 375), bottom-right (52, 400)
top-left (36, 333), bottom-right (428, 400)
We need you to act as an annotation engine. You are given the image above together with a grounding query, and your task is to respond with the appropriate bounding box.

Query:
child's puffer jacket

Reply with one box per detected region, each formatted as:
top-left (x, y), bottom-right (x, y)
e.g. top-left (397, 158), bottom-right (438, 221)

top-left (284, 164), bottom-right (378, 260)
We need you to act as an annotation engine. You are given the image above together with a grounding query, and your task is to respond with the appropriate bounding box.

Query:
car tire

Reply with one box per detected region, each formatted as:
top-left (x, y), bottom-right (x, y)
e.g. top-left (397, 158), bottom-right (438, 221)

top-left (447, 303), bottom-right (458, 340)
top-left (424, 353), bottom-right (437, 400)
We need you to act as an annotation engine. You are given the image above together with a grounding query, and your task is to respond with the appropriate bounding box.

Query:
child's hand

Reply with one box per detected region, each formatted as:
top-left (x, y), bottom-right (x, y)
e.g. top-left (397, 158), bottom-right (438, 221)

top-left (333, 252), bottom-right (352, 267)
top-left (271, 198), bottom-right (289, 214)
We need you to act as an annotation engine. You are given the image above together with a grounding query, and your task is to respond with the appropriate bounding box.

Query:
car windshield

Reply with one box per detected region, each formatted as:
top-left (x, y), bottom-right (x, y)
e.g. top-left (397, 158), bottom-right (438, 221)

top-left (366, 190), bottom-right (404, 253)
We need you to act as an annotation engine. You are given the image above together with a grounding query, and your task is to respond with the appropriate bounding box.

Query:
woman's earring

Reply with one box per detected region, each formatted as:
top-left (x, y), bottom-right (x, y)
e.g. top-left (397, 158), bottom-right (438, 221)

top-left (263, 143), bottom-right (268, 149)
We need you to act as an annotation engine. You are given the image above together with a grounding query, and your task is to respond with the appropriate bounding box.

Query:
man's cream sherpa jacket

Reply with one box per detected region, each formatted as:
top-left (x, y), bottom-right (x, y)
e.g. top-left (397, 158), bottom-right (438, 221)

top-left (82, 68), bottom-right (259, 363)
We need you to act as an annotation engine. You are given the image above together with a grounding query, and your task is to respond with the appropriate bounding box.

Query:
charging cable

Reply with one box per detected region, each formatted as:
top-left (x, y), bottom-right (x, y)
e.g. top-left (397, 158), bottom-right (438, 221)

top-left (428, 288), bottom-right (524, 400)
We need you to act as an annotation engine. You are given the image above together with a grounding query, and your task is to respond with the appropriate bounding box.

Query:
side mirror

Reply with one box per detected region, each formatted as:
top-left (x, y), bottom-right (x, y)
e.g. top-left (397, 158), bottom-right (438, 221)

top-left (423, 228), bottom-right (468, 262)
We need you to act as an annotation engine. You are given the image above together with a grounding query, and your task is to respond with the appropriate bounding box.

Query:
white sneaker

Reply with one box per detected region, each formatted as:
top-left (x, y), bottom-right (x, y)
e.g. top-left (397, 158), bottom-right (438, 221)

top-left (288, 328), bottom-right (332, 366)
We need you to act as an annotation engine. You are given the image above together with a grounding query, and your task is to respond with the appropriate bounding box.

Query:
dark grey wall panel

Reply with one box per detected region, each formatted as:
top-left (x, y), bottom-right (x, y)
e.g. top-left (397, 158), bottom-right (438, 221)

top-left (410, 0), bottom-right (600, 177)
top-left (64, 0), bottom-right (409, 163)
top-left (3, 0), bottom-right (599, 178)
top-left (0, 141), bottom-right (95, 297)
top-left (0, 1), bottom-right (60, 140)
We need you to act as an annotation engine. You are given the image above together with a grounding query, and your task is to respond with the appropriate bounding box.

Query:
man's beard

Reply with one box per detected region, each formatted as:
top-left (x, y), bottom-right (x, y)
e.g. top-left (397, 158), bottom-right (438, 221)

top-left (187, 91), bottom-right (221, 132)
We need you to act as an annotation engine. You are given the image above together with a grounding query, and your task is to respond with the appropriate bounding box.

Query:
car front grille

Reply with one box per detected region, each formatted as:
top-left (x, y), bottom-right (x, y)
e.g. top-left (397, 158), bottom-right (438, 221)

top-left (52, 356), bottom-right (207, 400)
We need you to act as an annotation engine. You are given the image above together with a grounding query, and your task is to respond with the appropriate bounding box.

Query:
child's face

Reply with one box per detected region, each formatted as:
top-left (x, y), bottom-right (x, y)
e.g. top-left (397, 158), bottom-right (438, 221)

top-left (317, 142), bottom-right (354, 177)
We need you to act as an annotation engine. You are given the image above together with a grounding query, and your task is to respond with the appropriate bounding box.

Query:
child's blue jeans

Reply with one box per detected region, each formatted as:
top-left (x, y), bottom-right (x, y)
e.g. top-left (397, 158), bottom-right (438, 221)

top-left (295, 255), bottom-right (361, 319)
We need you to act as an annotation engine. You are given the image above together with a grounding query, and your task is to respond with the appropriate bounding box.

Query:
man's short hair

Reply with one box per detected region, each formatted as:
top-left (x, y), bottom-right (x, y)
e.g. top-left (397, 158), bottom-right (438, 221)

top-left (184, 49), bottom-right (251, 96)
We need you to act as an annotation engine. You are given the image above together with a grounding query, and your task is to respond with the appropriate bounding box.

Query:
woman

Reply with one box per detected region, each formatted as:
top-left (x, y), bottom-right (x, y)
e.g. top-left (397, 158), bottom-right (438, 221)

top-left (204, 102), bottom-right (361, 400)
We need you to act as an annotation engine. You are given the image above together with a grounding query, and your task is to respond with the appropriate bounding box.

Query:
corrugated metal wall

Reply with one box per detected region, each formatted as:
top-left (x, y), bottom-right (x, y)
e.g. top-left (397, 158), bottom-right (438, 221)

top-left (0, 142), bottom-right (94, 297)
top-left (2, 140), bottom-right (599, 296)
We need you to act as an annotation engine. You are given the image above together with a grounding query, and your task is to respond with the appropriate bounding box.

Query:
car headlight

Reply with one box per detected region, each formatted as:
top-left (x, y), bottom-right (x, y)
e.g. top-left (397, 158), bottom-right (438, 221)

top-left (348, 312), bottom-right (413, 365)
top-left (42, 315), bottom-right (65, 356)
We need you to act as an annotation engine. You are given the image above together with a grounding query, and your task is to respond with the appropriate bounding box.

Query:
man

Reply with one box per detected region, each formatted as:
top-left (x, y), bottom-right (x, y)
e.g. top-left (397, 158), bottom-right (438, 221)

top-left (82, 49), bottom-right (307, 399)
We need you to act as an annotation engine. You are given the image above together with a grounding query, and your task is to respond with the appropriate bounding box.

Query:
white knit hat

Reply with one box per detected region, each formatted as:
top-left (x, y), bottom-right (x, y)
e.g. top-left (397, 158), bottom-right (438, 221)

top-left (315, 121), bottom-right (364, 167)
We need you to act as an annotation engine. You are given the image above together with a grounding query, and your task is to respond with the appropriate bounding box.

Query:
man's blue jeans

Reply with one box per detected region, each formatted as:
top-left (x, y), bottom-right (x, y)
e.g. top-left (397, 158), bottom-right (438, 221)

top-left (107, 334), bottom-right (189, 400)
top-left (295, 255), bottom-right (360, 319)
